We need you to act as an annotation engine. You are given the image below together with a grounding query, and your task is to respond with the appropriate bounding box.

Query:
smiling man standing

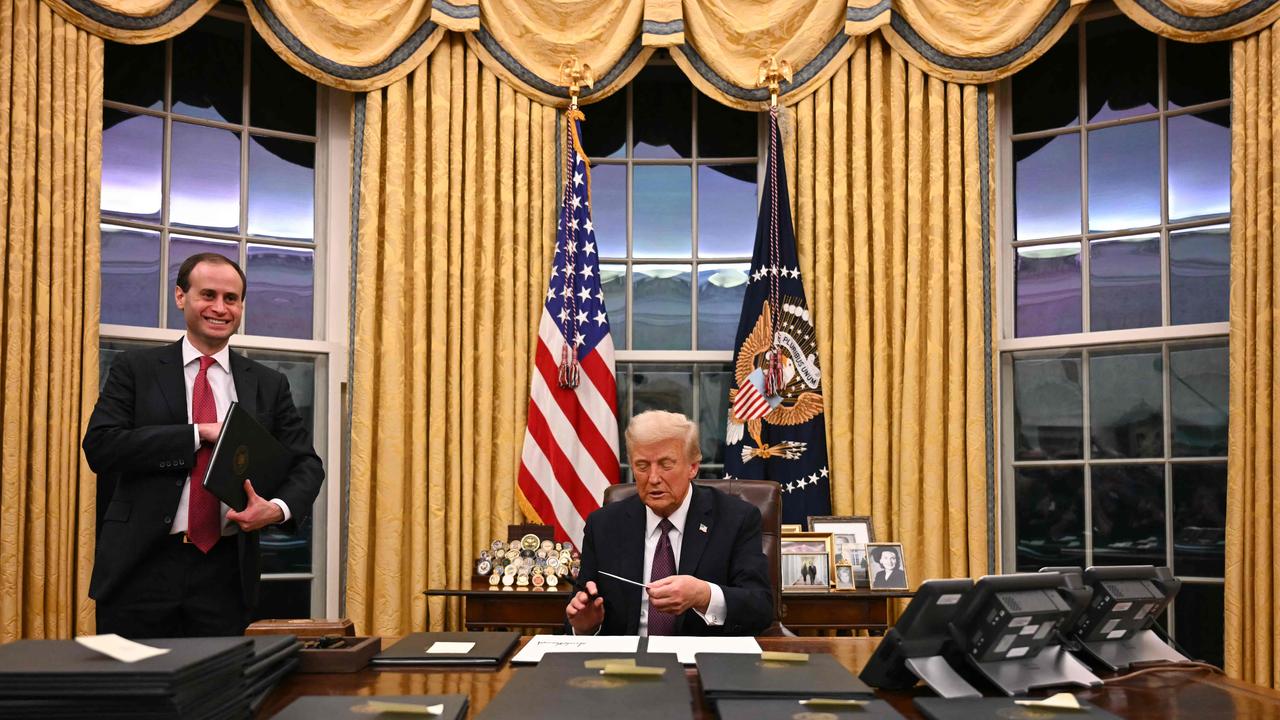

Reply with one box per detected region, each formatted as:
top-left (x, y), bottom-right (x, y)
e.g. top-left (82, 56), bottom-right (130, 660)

top-left (566, 410), bottom-right (772, 636)
top-left (83, 253), bottom-right (324, 638)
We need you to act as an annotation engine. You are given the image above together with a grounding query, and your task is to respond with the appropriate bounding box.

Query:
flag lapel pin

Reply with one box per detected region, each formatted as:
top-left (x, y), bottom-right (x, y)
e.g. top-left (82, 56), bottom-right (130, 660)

top-left (699, 523), bottom-right (708, 533)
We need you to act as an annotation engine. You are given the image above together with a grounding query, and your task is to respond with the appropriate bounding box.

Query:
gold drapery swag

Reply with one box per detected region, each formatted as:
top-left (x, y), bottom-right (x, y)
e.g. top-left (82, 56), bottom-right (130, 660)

top-left (42, 0), bottom-right (1280, 104)
top-left (1224, 25), bottom-right (1280, 689)
top-left (785, 34), bottom-right (997, 584)
top-left (345, 35), bottom-right (559, 636)
top-left (0, 0), bottom-right (102, 641)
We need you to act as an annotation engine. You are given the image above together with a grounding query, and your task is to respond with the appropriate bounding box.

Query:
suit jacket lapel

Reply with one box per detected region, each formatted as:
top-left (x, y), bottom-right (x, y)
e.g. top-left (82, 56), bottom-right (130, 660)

top-left (621, 497), bottom-right (646, 635)
top-left (230, 350), bottom-right (257, 416)
top-left (675, 486), bottom-right (712, 634)
top-left (156, 341), bottom-right (188, 423)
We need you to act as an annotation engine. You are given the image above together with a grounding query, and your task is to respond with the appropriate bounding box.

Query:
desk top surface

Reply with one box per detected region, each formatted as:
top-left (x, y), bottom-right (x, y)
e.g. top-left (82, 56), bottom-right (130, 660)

top-left (425, 582), bottom-right (914, 598)
top-left (257, 636), bottom-right (1280, 719)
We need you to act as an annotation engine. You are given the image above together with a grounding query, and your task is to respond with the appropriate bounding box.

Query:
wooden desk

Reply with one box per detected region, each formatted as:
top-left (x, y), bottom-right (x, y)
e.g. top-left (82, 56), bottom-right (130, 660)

top-left (257, 636), bottom-right (1280, 719)
top-left (426, 583), bottom-right (911, 633)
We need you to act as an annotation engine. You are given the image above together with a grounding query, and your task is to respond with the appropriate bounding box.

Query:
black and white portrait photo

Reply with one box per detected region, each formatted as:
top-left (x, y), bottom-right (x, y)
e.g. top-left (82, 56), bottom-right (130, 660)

top-left (866, 543), bottom-right (908, 590)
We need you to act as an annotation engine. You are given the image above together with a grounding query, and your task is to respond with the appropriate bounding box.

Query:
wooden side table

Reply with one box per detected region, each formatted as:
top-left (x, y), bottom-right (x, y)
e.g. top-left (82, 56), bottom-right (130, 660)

top-left (780, 589), bottom-right (914, 634)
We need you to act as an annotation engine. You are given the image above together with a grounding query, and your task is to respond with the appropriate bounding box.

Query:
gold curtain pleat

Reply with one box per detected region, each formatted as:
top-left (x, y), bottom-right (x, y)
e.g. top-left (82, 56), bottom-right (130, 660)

top-left (346, 34), bottom-right (559, 636)
top-left (786, 34), bottom-right (997, 582)
top-left (41, 0), bottom-right (217, 44)
top-left (1224, 23), bottom-right (1280, 690)
top-left (0, 0), bottom-right (101, 640)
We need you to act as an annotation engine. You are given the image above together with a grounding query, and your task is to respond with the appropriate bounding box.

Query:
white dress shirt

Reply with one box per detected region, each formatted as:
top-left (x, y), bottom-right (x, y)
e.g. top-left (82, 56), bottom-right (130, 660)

top-left (170, 336), bottom-right (290, 535)
top-left (639, 486), bottom-right (727, 634)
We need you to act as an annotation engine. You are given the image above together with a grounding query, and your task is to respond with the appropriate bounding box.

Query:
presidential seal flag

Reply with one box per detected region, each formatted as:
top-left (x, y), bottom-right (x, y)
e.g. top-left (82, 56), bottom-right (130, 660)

top-left (517, 106), bottom-right (621, 548)
top-left (723, 106), bottom-right (831, 524)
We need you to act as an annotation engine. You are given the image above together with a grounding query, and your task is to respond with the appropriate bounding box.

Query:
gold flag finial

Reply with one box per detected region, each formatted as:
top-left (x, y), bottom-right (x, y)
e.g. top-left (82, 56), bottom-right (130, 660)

top-left (757, 56), bottom-right (793, 108)
top-left (559, 58), bottom-right (595, 108)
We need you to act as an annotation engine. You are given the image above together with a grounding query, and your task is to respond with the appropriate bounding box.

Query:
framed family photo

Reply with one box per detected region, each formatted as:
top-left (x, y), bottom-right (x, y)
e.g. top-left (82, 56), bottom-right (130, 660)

top-left (809, 516), bottom-right (876, 588)
top-left (780, 532), bottom-right (834, 591)
top-left (866, 542), bottom-right (909, 590)
top-left (833, 563), bottom-right (857, 591)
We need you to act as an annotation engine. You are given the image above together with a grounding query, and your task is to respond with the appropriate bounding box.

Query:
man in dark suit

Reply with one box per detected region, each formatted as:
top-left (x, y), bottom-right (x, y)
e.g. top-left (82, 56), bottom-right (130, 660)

top-left (873, 548), bottom-right (906, 588)
top-left (566, 410), bottom-right (772, 636)
top-left (83, 253), bottom-right (324, 637)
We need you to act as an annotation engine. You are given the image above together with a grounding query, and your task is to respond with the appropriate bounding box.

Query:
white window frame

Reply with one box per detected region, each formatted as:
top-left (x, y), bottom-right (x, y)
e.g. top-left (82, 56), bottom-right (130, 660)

top-left (996, 4), bottom-right (1230, 643)
top-left (98, 4), bottom-right (351, 617)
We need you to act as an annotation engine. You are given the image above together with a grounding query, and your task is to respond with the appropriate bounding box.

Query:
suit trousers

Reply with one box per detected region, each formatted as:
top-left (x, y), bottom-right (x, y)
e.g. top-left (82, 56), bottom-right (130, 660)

top-left (95, 533), bottom-right (251, 638)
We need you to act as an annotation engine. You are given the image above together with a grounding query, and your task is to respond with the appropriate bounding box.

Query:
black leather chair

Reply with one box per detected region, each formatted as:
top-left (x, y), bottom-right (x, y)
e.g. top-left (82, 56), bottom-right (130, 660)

top-left (602, 479), bottom-right (789, 636)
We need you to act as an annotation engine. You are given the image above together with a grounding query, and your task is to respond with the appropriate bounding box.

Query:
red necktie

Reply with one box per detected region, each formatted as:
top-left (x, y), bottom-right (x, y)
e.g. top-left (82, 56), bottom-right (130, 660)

top-left (647, 518), bottom-right (677, 636)
top-left (186, 355), bottom-right (221, 552)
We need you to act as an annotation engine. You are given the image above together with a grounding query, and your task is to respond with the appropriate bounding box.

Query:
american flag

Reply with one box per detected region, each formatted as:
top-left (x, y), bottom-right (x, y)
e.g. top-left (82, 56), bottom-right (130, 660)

top-left (517, 110), bottom-right (621, 548)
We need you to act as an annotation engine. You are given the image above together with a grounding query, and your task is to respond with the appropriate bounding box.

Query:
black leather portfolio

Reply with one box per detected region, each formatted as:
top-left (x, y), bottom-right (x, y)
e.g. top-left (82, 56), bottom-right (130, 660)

top-left (915, 697), bottom-right (1125, 720)
top-left (371, 631), bottom-right (520, 666)
top-left (477, 653), bottom-right (692, 720)
top-left (202, 401), bottom-right (289, 511)
top-left (273, 694), bottom-right (469, 720)
top-left (716, 698), bottom-right (907, 719)
top-left (695, 652), bottom-right (875, 702)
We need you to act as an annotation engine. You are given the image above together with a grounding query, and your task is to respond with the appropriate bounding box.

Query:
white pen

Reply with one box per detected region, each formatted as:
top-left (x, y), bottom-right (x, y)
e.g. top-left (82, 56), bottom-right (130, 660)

top-left (597, 570), bottom-right (648, 588)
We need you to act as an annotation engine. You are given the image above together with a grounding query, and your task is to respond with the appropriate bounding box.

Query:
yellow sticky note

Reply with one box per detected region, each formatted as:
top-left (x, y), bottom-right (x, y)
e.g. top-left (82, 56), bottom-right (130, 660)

top-left (599, 665), bottom-right (667, 676)
top-left (760, 651), bottom-right (809, 663)
top-left (1014, 693), bottom-right (1083, 711)
top-left (584, 658), bottom-right (636, 669)
top-left (799, 698), bottom-right (869, 708)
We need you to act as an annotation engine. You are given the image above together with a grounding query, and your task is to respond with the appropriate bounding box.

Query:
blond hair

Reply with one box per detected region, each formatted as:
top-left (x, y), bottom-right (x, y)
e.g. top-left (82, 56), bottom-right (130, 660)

top-left (624, 410), bottom-right (701, 462)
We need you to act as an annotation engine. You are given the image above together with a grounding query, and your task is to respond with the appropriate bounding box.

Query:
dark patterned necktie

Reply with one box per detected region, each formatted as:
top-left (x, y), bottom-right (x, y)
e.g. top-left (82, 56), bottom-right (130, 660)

top-left (186, 356), bottom-right (221, 552)
top-left (647, 518), bottom-right (677, 636)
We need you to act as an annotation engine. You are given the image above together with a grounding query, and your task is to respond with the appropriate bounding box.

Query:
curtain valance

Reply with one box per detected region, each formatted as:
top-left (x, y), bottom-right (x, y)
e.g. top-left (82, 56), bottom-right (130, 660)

top-left (42, 0), bottom-right (1280, 103)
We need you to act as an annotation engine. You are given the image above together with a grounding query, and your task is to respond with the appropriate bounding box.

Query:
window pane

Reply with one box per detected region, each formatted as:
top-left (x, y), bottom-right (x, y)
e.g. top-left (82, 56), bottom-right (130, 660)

top-left (248, 136), bottom-right (315, 241)
top-left (697, 93), bottom-right (757, 158)
top-left (697, 264), bottom-right (748, 350)
top-left (1016, 243), bottom-right (1081, 337)
top-left (245, 244), bottom-right (314, 339)
top-left (590, 164), bottom-right (627, 257)
top-left (171, 17), bottom-right (243, 124)
top-left (698, 164), bottom-right (756, 258)
top-left (697, 365), bottom-right (733, 465)
top-left (1014, 134), bottom-right (1081, 240)
top-left (1090, 348), bottom-right (1164, 459)
top-left (633, 166), bottom-right (692, 258)
top-left (1089, 234), bottom-right (1160, 331)
top-left (1174, 583), bottom-right (1224, 666)
top-left (1012, 27), bottom-right (1079, 134)
top-left (170, 122), bottom-right (241, 233)
top-left (166, 235), bottom-right (238, 330)
top-left (581, 90), bottom-right (626, 159)
top-left (632, 66), bottom-right (691, 159)
top-left (1086, 16), bottom-right (1157, 122)
top-left (599, 264), bottom-right (627, 350)
top-left (249, 34), bottom-right (316, 136)
top-left (260, 514), bottom-right (313, 575)
top-left (1173, 463), bottom-right (1225, 578)
top-left (101, 111), bottom-right (162, 222)
top-left (1088, 120), bottom-right (1160, 232)
top-left (104, 41), bottom-right (162, 110)
top-left (251, 579), bottom-right (311, 620)
top-left (1170, 225), bottom-right (1230, 325)
top-left (1168, 109), bottom-right (1230, 222)
top-left (1015, 466), bottom-right (1084, 572)
top-left (631, 364), bottom-right (693, 417)
top-left (1013, 353), bottom-right (1083, 460)
top-left (1170, 343), bottom-right (1228, 457)
top-left (1167, 40), bottom-right (1230, 110)
top-left (616, 363), bottom-right (631, 466)
top-left (101, 224), bottom-right (160, 327)
top-left (1091, 464), bottom-right (1166, 567)
top-left (632, 265), bottom-right (691, 350)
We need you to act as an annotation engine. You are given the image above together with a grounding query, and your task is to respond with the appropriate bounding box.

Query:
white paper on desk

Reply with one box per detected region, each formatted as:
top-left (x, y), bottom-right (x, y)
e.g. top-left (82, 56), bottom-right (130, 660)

top-left (426, 641), bottom-right (475, 654)
top-left (75, 634), bottom-right (170, 663)
top-left (510, 634), bottom-right (640, 663)
top-left (1014, 693), bottom-right (1083, 711)
top-left (644, 635), bottom-right (762, 664)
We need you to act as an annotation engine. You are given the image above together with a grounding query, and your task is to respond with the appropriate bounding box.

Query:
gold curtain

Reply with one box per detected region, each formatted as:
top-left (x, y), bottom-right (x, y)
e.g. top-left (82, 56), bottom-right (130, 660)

top-left (1224, 24), bottom-right (1280, 690)
top-left (346, 34), bottom-right (559, 636)
top-left (786, 34), bottom-right (997, 581)
top-left (0, 0), bottom-right (102, 640)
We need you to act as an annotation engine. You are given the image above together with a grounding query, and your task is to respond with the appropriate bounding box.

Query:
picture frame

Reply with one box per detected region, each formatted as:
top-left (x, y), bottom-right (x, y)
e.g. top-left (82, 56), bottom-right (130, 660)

top-left (808, 515), bottom-right (876, 588)
top-left (833, 562), bottom-right (857, 591)
top-left (780, 524), bottom-right (804, 533)
top-left (866, 542), bottom-right (909, 591)
top-left (780, 532), bottom-right (834, 591)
